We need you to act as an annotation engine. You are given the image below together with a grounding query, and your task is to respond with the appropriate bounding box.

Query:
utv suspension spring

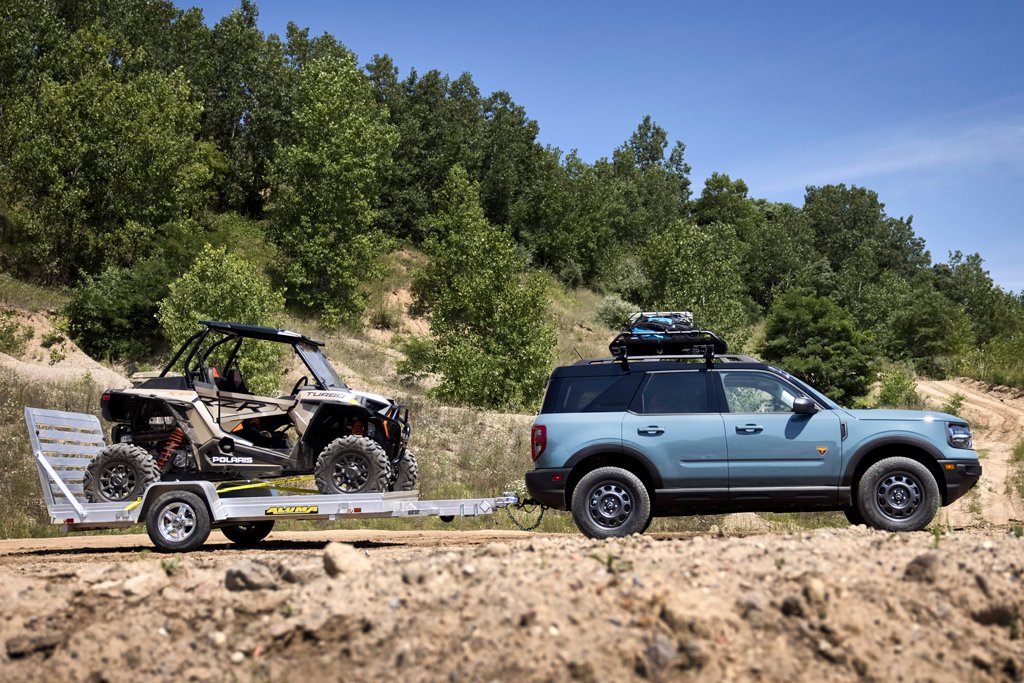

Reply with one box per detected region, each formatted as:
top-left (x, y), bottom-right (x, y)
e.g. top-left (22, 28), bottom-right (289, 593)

top-left (157, 427), bottom-right (186, 470)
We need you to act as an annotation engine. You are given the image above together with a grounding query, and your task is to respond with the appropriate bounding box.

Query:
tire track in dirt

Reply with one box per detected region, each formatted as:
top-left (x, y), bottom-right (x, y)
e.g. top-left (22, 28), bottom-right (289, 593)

top-left (917, 378), bottom-right (1024, 528)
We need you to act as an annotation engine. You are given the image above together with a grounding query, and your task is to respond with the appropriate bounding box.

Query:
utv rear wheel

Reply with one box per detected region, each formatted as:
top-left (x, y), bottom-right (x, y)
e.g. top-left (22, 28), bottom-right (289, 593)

top-left (220, 522), bottom-right (275, 547)
top-left (857, 457), bottom-right (940, 532)
top-left (315, 436), bottom-right (390, 494)
top-left (391, 449), bottom-right (418, 492)
top-left (83, 443), bottom-right (160, 503)
top-left (571, 467), bottom-right (651, 539)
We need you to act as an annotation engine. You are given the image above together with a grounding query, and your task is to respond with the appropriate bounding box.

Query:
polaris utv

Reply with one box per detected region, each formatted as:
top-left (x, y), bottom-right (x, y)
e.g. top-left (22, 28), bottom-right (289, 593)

top-left (85, 320), bottom-right (416, 503)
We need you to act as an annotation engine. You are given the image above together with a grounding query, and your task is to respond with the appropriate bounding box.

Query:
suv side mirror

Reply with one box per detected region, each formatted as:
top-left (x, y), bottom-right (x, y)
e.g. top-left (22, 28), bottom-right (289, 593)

top-left (793, 397), bottom-right (818, 415)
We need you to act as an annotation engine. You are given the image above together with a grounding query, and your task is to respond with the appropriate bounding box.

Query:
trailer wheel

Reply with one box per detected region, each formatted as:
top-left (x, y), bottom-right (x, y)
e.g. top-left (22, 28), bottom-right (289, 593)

top-left (391, 449), bottom-right (418, 491)
top-left (146, 490), bottom-right (211, 552)
top-left (315, 436), bottom-right (390, 494)
top-left (83, 443), bottom-right (160, 503)
top-left (220, 522), bottom-right (274, 547)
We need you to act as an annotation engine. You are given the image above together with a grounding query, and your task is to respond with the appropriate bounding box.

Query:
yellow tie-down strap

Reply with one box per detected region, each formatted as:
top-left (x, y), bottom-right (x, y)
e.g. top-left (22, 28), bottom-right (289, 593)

top-left (121, 475), bottom-right (317, 510)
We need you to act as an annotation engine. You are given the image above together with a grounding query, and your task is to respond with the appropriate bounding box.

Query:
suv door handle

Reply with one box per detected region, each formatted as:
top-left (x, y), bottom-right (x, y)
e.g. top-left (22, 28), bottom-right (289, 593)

top-left (735, 424), bottom-right (764, 434)
top-left (637, 426), bottom-right (665, 436)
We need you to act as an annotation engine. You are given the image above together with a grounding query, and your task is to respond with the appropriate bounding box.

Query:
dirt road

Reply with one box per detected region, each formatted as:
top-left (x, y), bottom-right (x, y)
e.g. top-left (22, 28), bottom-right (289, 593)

top-left (919, 378), bottom-right (1024, 528)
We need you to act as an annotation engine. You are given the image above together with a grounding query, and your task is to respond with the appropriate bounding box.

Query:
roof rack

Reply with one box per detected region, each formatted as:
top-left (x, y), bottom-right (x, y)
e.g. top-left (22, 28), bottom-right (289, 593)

top-left (578, 353), bottom-right (757, 366)
top-left (610, 311), bottom-right (730, 369)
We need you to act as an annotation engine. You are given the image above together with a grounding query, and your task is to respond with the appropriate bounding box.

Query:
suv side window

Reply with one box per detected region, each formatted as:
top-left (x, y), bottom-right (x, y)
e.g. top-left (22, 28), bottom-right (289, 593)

top-left (632, 371), bottom-right (711, 414)
top-left (720, 371), bottom-right (803, 413)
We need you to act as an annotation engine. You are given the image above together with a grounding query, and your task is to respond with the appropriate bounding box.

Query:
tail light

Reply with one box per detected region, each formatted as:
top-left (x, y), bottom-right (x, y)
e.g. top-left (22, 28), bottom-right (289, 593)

top-left (531, 425), bottom-right (546, 461)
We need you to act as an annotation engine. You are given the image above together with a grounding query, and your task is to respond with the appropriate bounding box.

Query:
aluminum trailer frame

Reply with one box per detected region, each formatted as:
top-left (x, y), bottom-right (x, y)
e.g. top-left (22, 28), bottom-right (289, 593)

top-left (25, 407), bottom-right (518, 551)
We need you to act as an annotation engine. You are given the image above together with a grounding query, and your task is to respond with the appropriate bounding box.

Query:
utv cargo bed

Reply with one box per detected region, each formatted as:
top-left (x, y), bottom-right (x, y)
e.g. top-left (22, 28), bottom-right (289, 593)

top-left (24, 407), bottom-right (518, 552)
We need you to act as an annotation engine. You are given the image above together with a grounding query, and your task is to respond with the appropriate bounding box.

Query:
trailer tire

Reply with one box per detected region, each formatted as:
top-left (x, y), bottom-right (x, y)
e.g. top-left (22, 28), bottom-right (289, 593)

top-left (83, 443), bottom-right (160, 503)
top-left (315, 436), bottom-right (390, 494)
top-left (220, 522), bottom-right (274, 547)
top-left (391, 449), bottom-right (418, 491)
top-left (146, 490), bottom-right (211, 553)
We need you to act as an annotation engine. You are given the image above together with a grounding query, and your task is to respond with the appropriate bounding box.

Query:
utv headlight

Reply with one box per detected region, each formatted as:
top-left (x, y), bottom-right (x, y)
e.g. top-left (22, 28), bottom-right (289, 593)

top-left (946, 423), bottom-right (973, 449)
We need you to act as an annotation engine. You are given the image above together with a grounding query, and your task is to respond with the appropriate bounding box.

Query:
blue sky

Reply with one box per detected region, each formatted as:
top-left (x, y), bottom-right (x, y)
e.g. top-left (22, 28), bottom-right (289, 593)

top-left (193, 1), bottom-right (1024, 292)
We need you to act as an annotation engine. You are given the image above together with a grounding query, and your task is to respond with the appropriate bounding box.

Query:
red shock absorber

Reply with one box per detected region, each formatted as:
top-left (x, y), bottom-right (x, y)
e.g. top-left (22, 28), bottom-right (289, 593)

top-left (351, 420), bottom-right (365, 436)
top-left (157, 427), bottom-right (185, 470)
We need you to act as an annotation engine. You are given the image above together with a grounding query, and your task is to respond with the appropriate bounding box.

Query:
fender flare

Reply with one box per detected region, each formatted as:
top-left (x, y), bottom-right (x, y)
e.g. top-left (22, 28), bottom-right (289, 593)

top-left (564, 443), bottom-right (664, 489)
top-left (841, 435), bottom-right (945, 488)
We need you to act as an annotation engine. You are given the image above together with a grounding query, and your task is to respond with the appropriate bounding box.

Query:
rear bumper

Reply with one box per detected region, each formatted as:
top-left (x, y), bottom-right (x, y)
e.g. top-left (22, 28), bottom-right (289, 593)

top-left (525, 468), bottom-right (572, 510)
top-left (939, 460), bottom-right (982, 505)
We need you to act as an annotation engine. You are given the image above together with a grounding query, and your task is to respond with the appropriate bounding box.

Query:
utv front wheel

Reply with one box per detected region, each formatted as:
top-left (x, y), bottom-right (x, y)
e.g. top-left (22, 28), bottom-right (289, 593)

top-left (83, 443), bottom-right (160, 502)
top-left (857, 457), bottom-right (940, 532)
top-left (315, 436), bottom-right (390, 494)
top-left (571, 467), bottom-right (651, 539)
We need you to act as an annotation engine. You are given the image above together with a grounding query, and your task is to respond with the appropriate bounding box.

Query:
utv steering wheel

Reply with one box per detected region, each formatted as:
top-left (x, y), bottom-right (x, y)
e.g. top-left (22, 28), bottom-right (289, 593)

top-left (290, 376), bottom-right (309, 395)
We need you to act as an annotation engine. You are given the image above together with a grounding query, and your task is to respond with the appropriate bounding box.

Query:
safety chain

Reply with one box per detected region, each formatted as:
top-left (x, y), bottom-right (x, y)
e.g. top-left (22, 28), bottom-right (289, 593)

top-left (505, 498), bottom-right (546, 531)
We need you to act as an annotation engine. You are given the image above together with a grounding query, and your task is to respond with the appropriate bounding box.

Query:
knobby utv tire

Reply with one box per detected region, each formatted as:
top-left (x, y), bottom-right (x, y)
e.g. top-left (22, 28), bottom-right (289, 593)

top-left (220, 522), bottom-right (275, 547)
top-left (571, 466), bottom-right (651, 539)
top-left (857, 456), bottom-right (940, 532)
top-left (83, 443), bottom-right (160, 503)
top-left (391, 449), bottom-right (418, 492)
top-left (146, 490), bottom-right (211, 552)
top-left (314, 436), bottom-right (390, 495)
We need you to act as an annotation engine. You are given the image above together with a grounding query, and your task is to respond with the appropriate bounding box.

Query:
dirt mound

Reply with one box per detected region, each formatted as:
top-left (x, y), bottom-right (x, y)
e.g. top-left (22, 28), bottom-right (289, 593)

top-left (0, 528), bottom-right (1020, 682)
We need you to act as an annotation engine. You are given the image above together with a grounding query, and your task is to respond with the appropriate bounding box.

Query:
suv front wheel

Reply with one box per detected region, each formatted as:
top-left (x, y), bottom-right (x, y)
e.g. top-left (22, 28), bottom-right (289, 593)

top-left (571, 467), bottom-right (651, 539)
top-left (857, 457), bottom-right (940, 532)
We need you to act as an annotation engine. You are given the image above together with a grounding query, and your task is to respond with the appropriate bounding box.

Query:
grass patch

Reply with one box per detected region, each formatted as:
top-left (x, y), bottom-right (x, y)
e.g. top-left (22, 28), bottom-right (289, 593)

top-left (0, 273), bottom-right (70, 312)
top-left (1010, 439), bottom-right (1024, 500)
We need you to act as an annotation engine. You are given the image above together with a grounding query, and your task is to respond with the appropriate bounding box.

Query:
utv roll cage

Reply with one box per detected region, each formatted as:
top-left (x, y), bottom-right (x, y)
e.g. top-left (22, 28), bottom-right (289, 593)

top-left (159, 320), bottom-right (346, 391)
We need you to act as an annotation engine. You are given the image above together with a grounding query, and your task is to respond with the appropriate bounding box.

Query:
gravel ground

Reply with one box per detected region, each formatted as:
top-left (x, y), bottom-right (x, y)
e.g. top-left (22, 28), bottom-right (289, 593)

top-left (0, 527), bottom-right (1021, 682)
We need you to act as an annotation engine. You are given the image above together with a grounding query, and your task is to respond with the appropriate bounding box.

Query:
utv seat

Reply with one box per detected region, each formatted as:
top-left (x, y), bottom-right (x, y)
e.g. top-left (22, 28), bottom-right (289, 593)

top-left (218, 368), bottom-right (251, 395)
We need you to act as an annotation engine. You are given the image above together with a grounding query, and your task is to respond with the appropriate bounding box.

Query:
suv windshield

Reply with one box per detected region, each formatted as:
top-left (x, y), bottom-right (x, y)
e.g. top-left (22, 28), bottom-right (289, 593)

top-left (296, 344), bottom-right (348, 389)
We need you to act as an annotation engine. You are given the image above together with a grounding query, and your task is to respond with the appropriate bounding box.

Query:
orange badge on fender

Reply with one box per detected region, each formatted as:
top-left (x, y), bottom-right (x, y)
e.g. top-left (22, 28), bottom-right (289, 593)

top-left (817, 447), bottom-right (828, 456)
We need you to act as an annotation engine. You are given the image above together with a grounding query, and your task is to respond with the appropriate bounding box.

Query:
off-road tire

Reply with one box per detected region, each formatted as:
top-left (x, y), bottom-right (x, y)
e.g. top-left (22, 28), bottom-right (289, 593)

top-left (83, 443), bottom-right (160, 503)
top-left (857, 457), bottom-right (940, 532)
top-left (314, 436), bottom-right (390, 495)
top-left (146, 490), bottom-right (211, 553)
top-left (220, 522), bottom-right (275, 547)
top-left (391, 449), bottom-right (418, 492)
top-left (571, 466), bottom-right (651, 539)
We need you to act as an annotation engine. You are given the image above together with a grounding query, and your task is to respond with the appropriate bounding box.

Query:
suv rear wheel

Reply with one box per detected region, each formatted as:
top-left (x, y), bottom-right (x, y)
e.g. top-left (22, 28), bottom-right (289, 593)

top-left (857, 457), bottom-right (940, 532)
top-left (571, 467), bottom-right (651, 539)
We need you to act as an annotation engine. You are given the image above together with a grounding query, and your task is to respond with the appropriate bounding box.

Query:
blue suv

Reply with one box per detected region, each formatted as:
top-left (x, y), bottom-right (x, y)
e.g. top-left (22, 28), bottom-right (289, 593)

top-left (525, 319), bottom-right (981, 538)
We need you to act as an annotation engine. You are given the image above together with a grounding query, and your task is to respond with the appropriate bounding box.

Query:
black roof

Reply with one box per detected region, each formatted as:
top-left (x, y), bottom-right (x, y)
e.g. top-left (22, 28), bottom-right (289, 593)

top-left (199, 320), bottom-right (324, 346)
top-left (554, 355), bottom-right (763, 377)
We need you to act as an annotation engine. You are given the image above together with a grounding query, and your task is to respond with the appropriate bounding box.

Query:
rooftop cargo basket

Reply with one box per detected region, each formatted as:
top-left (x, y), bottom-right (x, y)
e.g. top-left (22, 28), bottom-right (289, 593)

top-left (609, 311), bottom-right (728, 360)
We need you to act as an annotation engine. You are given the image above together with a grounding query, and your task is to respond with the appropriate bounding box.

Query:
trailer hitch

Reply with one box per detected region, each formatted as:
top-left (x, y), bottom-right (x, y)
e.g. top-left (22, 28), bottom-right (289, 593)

top-left (505, 496), bottom-right (546, 531)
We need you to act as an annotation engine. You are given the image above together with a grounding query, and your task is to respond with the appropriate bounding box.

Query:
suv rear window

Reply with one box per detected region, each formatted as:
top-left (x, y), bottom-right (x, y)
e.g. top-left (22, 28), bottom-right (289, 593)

top-left (632, 371), bottom-right (711, 414)
top-left (541, 374), bottom-right (643, 413)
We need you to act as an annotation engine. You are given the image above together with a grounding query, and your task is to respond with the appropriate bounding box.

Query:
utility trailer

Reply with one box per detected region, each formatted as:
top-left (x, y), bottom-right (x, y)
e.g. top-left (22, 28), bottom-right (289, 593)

top-left (25, 407), bottom-right (518, 552)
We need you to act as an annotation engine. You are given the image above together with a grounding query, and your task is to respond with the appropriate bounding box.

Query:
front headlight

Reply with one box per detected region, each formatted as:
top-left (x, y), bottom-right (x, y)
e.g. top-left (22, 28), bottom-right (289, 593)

top-left (946, 422), bottom-right (973, 449)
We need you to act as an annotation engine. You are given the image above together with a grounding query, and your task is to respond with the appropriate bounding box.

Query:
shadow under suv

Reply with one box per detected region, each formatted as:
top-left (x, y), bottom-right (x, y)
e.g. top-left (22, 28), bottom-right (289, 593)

top-left (526, 344), bottom-right (981, 538)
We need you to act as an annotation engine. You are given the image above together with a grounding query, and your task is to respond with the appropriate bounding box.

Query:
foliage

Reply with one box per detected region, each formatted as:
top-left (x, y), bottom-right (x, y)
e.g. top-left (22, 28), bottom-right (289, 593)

top-left (759, 290), bottom-right (877, 403)
top-left (0, 310), bottom-right (32, 357)
top-left (940, 392), bottom-right (966, 417)
top-left (635, 220), bottom-right (752, 347)
top-left (157, 245), bottom-right (286, 395)
top-left (268, 53), bottom-right (398, 326)
top-left (407, 166), bottom-right (555, 410)
top-left (0, 28), bottom-right (213, 283)
top-left (875, 365), bottom-right (925, 409)
top-left (597, 295), bottom-right (636, 330)
top-left (962, 333), bottom-right (1024, 390)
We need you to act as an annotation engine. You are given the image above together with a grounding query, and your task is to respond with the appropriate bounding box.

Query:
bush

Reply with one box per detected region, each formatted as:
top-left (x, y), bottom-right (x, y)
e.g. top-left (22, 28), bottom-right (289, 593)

top-left (157, 245), bottom-right (286, 396)
top-left (876, 365), bottom-right (925, 409)
top-left (0, 309), bottom-right (32, 356)
top-left (597, 295), bottom-right (635, 330)
top-left (65, 259), bottom-right (176, 360)
top-left (759, 290), bottom-right (877, 403)
top-left (940, 392), bottom-right (966, 417)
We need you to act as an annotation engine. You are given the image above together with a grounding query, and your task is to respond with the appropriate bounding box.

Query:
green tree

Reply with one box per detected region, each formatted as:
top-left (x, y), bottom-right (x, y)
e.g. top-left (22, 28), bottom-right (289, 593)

top-left (408, 166), bottom-right (555, 410)
top-left (635, 221), bottom-right (752, 346)
top-left (157, 245), bottom-right (285, 396)
top-left (0, 28), bottom-right (213, 283)
top-left (267, 52), bottom-right (398, 325)
top-left (933, 251), bottom-right (1024, 343)
top-left (759, 290), bottom-right (877, 403)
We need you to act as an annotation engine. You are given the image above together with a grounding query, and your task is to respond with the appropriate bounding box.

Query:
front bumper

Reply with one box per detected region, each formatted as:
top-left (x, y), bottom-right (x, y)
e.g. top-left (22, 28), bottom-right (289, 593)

top-left (525, 468), bottom-right (572, 510)
top-left (938, 460), bottom-right (982, 505)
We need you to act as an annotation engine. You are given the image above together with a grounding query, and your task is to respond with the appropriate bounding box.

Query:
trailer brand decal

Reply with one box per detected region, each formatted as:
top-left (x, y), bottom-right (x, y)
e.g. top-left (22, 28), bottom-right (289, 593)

top-left (265, 505), bottom-right (319, 515)
top-left (212, 455), bottom-right (254, 464)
